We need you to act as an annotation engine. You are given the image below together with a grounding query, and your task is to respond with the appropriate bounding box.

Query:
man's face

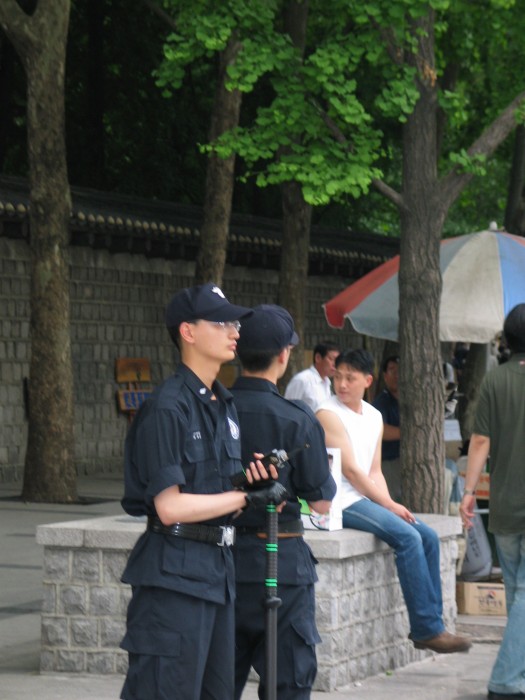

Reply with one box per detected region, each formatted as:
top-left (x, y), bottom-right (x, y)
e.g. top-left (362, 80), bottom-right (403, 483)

top-left (383, 360), bottom-right (399, 394)
top-left (333, 362), bottom-right (372, 405)
top-left (183, 319), bottom-right (241, 364)
top-left (315, 350), bottom-right (339, 379)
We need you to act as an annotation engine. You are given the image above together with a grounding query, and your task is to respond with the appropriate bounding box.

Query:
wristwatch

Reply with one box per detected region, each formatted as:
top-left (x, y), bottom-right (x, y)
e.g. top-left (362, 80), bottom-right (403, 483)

top-left (463, 488), bottom-right (476, 496)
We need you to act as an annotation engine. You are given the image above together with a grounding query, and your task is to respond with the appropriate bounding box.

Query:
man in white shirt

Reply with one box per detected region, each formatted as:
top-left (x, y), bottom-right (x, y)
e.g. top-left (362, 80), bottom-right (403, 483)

top-left (316, 348), bottom-right (471, 656)
top-left (284, 341), bottom-right (339, 411)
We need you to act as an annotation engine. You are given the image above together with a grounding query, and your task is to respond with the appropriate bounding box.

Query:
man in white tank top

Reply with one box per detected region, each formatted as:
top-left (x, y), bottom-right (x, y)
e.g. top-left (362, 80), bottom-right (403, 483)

top-left (316, 349), bottom-right (471, 655)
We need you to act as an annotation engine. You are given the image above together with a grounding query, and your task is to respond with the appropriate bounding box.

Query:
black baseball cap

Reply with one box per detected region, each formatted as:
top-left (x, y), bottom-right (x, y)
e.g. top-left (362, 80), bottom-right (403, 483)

top-left (165, 283), bottom-right (253, 330)
top-left (236, 304), bottom-right (299, 352)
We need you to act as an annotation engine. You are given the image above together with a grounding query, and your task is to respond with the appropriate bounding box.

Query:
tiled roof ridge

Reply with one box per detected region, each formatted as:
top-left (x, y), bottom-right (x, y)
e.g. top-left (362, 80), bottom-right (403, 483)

top-left (0, 174), bottom-right (398, 264)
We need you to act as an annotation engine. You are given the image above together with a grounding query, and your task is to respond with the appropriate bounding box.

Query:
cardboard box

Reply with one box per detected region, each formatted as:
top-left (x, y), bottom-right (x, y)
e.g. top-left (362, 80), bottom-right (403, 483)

top-left (458, 466), bottom-right (490, 499)
top-left (456, 580), bottom-right (507, 616)
top-left (300, 447), bottom-right (343, 531)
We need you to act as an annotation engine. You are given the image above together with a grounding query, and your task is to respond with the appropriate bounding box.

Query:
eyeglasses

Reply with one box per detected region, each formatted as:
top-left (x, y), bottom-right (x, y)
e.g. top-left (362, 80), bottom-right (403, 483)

top-left (210, 320), bottom-right (241, 332)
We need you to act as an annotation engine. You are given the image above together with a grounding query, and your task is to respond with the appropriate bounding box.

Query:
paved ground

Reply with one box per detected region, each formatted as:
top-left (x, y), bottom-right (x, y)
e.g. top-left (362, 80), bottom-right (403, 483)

top-left (0, 474), bottom-right (505, 699)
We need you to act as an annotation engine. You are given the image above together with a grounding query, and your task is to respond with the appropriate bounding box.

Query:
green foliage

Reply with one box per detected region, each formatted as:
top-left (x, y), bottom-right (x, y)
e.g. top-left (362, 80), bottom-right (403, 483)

top-left (515, 101), bottom-right (525, 125)
top-left (5, 0), bottom-right (522, 233)
top-left (155, 0), bottom-right (283, 95)
top-left (444, 155), bottom-right (510, 236)
top-left (206, 26), bottom-right (385, 205)
top-left (374, 70), bottom-right (420, 122)
top-left (448, 150), bottom-right (487, 177)
top-left (188, 0), bottom-right (523, 223)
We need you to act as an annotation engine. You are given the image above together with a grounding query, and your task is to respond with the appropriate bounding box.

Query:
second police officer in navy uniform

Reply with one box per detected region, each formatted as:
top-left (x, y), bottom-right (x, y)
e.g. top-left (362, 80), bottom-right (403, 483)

top-left (119, 285), bottom-right (287, 700)
top-left (231, 304), bottom-right (337, 700)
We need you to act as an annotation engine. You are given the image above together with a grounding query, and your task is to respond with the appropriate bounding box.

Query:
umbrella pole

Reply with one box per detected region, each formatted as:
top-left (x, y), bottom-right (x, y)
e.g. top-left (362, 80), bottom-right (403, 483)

top-left (264, 502), bottom-right (281, 700)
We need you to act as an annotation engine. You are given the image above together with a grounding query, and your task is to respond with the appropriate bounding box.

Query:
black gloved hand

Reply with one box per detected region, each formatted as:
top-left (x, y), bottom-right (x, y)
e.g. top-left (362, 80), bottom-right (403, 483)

top-left (242, 474), bottom-right (279, 491)
top-left (244, 481), bottom-right (288, 509)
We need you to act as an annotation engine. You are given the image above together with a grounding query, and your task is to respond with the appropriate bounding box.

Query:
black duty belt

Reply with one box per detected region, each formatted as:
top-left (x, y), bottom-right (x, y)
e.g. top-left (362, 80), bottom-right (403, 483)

top-left (236, 519), bottom-right (304, 539)
top-left (147, 516), bottom-right (236, 547)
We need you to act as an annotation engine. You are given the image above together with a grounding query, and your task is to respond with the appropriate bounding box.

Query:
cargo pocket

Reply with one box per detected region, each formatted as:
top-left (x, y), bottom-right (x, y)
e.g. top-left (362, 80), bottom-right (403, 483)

top-left (122, 631), bottom-right (182, 700)
top-left (289, 617), bottom-right (321, 688)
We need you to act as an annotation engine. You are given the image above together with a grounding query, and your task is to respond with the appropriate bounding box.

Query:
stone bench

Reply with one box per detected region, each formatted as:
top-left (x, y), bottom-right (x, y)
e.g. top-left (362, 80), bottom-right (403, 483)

top-left (36, 513), bottom-right (461, 691)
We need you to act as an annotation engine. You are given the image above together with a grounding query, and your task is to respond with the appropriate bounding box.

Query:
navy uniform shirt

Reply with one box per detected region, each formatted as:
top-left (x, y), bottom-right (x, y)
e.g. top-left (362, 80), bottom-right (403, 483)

top-left (372, 389), bottom-right (400, 461)
top-left (230, 376), bottom-right (337, 585)
top-left (121, 363), bottom-right (242, 604)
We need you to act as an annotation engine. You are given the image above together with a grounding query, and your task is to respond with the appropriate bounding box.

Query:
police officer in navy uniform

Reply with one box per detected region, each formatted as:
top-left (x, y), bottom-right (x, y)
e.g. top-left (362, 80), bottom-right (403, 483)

top-left (231, 304), bottom-right (337, 700)
top-left (119, 285), bottom-right (287, 700)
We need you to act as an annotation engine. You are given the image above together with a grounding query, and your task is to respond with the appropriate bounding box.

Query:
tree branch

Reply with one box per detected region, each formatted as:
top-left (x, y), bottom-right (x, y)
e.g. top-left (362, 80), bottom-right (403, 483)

top-left (371, 177), bottom-right (405, 210)
top-left (140, 0), bottom-right (177, 32)
top-left (0, 0), bottom-right (33, 55)
top-left (369, 17), bottom-right (404, 66)
top-left (311, 97), bottom-right (405, 210)
top-left (440, 90), bottom-right (525, 209)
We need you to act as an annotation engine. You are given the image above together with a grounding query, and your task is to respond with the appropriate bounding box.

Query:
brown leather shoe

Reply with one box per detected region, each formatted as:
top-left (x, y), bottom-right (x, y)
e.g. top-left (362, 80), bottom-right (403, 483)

top-left (409, 631), bottom-right (472, 653)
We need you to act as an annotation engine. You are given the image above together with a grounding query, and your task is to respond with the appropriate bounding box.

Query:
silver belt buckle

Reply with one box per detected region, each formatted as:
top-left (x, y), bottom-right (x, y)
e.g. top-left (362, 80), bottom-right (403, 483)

top-left (219, 526), bottom-right (235, 547)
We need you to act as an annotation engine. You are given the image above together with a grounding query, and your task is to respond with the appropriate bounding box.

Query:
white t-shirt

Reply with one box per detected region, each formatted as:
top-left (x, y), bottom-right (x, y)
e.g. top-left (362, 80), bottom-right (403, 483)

top-left (317, 395), bottom-right (383, 509)
top-left (284, 365), bottom-right (332, 412)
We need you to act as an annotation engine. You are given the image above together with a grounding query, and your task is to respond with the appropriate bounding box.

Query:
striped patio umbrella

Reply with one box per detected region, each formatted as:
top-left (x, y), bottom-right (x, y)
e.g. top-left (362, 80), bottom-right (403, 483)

top-left (323, 229), bottom-right (525, 342)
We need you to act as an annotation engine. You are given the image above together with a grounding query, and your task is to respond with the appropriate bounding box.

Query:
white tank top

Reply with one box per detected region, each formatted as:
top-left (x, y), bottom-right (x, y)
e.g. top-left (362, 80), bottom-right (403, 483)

top-left (317, 395), bottom-right (383, 509)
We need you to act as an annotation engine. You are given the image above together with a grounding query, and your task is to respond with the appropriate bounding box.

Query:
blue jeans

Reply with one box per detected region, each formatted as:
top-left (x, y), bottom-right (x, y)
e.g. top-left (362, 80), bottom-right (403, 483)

top-left (343, 499), bottom-right (445, 640)
top-left (488, 533), bottom-right (525, 695)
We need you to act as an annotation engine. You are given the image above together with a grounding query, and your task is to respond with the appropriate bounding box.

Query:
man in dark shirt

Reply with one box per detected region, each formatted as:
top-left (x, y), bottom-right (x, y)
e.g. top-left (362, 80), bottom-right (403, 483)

top-left (120, 284), bottom-right (287, 700)
top-left (372, 355), bottom-right (401, 501)
top-left (460, 304), bottom-right (525, 699)
top-left (231, 304), bottom-right (337, 700)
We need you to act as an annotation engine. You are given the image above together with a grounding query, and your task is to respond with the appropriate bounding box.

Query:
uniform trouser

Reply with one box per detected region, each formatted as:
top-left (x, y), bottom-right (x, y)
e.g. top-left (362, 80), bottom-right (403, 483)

top-left (234, 581), bottom-right (320, 700)
top-left (120, 585), bottom-right (234, 700)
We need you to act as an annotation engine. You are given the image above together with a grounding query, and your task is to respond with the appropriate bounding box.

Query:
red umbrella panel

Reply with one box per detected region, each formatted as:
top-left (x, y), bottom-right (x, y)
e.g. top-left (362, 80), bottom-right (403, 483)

top-left (323, 230), bottom-right (525, 343)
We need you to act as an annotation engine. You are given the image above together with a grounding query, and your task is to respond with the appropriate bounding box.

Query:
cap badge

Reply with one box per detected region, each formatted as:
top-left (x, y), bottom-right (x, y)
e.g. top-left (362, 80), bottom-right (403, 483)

top-left (211, 286), bottom-right (226, 299)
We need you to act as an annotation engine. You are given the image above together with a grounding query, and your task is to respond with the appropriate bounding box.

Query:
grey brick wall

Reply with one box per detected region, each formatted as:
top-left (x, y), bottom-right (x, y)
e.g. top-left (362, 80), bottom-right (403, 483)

top-left (0, 238), bottom-right (361, 483)
top-left (36, 514), bottom-right (461, 689)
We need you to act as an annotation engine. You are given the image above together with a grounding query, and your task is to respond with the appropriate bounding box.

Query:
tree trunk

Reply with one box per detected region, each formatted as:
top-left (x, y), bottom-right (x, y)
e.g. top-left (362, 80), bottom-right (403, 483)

top-left (194, 38), bottom-right (242, 285)
top-left (504, 124), bottom-right (525, 235)
top-left (398, 10), bottom-right (444, 513)
top-left (372, 12), bottom-right (525, 512)
top-left (1, 0), bottom-right (77, 502)
top-left (278, 181), bottom-right (312, 390)
top-left (277, 0), bottom-right (310, 391)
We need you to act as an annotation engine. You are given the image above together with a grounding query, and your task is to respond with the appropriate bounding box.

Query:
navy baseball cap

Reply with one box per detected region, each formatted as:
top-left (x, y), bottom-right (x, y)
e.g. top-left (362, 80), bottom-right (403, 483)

top-left (237, 304), bottom-right (299, 352)
top-left (165, 283), bottom-right (253, 330)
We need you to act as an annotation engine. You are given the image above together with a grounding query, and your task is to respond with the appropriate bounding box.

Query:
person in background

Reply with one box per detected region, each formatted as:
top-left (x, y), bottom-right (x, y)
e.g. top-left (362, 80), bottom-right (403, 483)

top-left (317, 348), bottom-right (472, 655)
top-left (372, 355), bottom-right (402, 501)
top-left (119, 284), bottom-right (287, 700)
top-left (284, 341), bottom-right (340, 411)
top-left (231, 305), bottom-right (337, 700)
top-left (460, 303), bottom-right (525, 700)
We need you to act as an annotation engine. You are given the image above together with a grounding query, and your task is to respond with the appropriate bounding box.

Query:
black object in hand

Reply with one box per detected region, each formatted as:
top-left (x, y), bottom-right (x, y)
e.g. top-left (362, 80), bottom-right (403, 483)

top-left (244, 482), bottom-right (288, 508)
top-left (230, 444), bottom-right (309, 489)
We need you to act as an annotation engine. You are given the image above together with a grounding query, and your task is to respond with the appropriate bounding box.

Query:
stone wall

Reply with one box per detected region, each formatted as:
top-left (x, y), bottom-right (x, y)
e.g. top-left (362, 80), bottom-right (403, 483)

top-left (36, 514), bottom-right (461, 690)
top-left (0, 237), bottom-right (363, 483)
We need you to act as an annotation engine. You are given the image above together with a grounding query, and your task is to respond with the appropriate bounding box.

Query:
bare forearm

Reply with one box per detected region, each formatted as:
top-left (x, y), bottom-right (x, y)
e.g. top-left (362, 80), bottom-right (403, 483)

top-left (382, 424), bottom-right (400, 441)
top-left (465, 433), bottom-right (490, 492)
top-left (155, 489), bottom-right (246, 525)
top-left (342, 466), bottom-right (394, 509)
top-left (308, 499), bottom-right (332, 515)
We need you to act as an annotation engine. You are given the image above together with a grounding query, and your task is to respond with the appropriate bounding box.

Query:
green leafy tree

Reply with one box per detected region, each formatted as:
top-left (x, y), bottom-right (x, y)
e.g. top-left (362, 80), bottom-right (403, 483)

top-left (212, 0), bottom-right (525, 512)
top-left (154, 0), bottom-right (288, 284)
